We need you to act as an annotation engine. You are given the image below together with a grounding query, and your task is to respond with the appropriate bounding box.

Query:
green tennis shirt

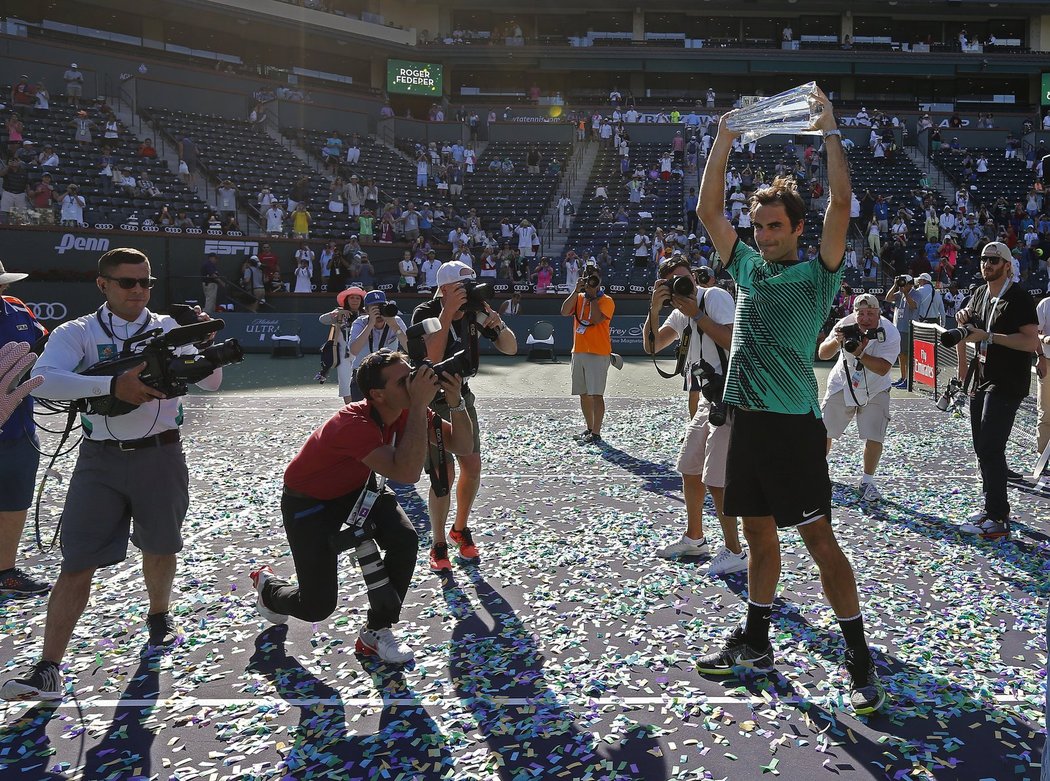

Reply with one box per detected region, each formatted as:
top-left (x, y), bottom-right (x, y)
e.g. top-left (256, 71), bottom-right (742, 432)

top-left (723, 240), bottom-right (844, 416)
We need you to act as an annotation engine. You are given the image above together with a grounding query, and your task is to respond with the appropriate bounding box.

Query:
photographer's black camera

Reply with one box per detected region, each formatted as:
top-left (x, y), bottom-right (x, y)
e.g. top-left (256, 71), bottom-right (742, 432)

top-left (411, 349), bottom-right (475, 382)
top-left (895, 275), bottom-right (911, 287)
top-left (660, 275), bottom-right (695, 303)
top-left (380, 301), bottom-right (399, 318)
top-left (694, 266), bottom-right (713, 285)
top-left (840, 324), bottom-right (886, 353)
top-left (690, 359), bottom-right (728, 426)
top-left (80, 320), bottom-right (243, 416)
top-left (940, 317), bottom-right (983, 349)
top-left (461, 280), bottom-right (493, 313)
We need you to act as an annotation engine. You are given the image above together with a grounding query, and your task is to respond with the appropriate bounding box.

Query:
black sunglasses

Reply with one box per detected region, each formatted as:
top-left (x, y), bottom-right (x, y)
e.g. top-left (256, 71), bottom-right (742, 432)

top-left (103, 275), bottom-right (157, 289)
top-left (979, 256), bottom-right (1005, 265)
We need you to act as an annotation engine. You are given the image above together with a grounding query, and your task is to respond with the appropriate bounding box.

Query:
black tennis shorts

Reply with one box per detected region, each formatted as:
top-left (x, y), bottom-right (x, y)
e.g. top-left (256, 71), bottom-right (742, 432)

top-left (723, 407), bottom-right (833, 529)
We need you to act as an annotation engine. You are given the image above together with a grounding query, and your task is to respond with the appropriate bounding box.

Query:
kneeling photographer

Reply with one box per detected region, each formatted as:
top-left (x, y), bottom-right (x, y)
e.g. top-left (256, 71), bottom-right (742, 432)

top-left (251, 351), bottom-right (475, 664)
top-left (3, 247), bottom-right (230, 701)
top-left (817, 293), bottom-right (901, 503)
top-left (643, 256), bottom-right (745, 575)
top-left (947, 241), bottom-right (1038, 539)
top-left (411, 261), bottom-right (517, 572)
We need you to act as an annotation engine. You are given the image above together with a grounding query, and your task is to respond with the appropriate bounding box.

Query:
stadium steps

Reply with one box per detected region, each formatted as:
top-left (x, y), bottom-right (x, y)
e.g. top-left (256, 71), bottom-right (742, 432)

top-left (264, 124), bottom-right (330, 183)
top-left (902, 145), bottom-right (956, 203)
top-left (544, 140), bottom-right (600, 259)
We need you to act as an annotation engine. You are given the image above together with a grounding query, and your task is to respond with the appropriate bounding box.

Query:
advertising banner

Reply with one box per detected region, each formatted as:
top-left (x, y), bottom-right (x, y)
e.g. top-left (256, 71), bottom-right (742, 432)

top-left (912, 338), bottom-right (937, 388)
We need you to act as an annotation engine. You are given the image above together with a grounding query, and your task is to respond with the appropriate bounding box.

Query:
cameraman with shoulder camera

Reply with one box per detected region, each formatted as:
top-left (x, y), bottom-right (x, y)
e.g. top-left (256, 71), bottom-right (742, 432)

top-left (643, 256), bottom-right (745, 574)
top-left (561, 267), bottom-right (616, 443)
top-left (2, 248), bottom-right (224, 701)
top-left (412, 261), bottom-right (517, 572)
top-left (817, 294), bottom-right (901, 503)
top-left (251, 351), bottom-right (474, 663)
top-left (952, 241), bottom-right (1039, 539)
top-left (694, 88), bottom-right (886, 716)
top-left (885, 274), bottom-right (917, 387)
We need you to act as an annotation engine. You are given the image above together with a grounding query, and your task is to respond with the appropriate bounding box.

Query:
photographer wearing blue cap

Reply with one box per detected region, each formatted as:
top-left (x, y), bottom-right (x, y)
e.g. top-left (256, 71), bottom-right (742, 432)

top-left (345, 290), bottom-right (408, 402)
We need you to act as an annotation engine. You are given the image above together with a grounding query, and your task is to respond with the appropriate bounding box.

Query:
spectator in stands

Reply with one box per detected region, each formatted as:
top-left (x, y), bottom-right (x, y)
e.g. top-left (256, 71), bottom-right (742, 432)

top-left (939, 235), bottom-right (959, 281)
top-left (706, 88), bottom-right (716, 108)
top-left (401, 202), bottom-right (421, 242)
top-left (866, 216), bottom-right (881, 257)
top-left (288, 176), bottom-right (310, 212)
top-left (64, 63), bottom-right (83, 108)
top-left (0, 156), bottom-right (30, 220)
top-left (133, 138), bottom-right (156, 158)
top-left (9, 76), bottom-right (34, 116)
top-left (5, 115), bottom-right (24, 158)
top-left (939, 206), bottom-right (957, 240)
top-left (137, 170), bottom-right (160, 199)
top-left (321, 135), bottom-right (343, 172)
top-left (264, 201), bottom-right (285, 237)
top-left (377, 209), bottom-right (396, 243)
top-left (291, 202), bottom-right (310, 239)
top-left (532, 257), bottom-right (554, 293)
top-left (174, 210), bottom-right (193, 229)
top-left (216, 180), bottom-right (238, 224)
top-left (177, 134), bottom-right (200, 190)
top-left (515, 219), bottom-right (538, 261)
top-left (448, 163), bottom-right (464, 199)
top-left (28, 172), bottom-right (56, 214)
top-left (257, 243), bottom-right (281, 293)
top-left (526, 146), bottom-right (543, 174)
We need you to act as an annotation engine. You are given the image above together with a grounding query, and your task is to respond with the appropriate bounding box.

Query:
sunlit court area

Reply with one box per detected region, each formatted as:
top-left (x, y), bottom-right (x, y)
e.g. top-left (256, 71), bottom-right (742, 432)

top-left (1, 2), bottom-right (1050, 779)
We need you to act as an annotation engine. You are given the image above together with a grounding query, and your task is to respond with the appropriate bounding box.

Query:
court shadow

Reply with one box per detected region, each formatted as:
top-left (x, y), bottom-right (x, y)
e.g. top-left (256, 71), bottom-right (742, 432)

top-left (246, 624), bottom-right (454, 778)
top-left (0, 703), bottom-right (67, 779)
top-left (81, 654), bottom-right (161, 780)
top-left (448, 570), bottom-right (667, 781)
top-left (594, 442), bottom-right (681, 497)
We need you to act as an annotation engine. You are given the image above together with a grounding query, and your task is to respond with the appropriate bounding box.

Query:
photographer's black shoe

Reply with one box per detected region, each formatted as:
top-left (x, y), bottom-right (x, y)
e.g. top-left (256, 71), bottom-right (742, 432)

top-left (1006, 469), bottom-right (1024, 483)
top-left (146, 612), bottom-right (182, 647)
top-left (696, 627), bottom-right (775, 676)
top-left (572, 429), bottom-right (592, 443)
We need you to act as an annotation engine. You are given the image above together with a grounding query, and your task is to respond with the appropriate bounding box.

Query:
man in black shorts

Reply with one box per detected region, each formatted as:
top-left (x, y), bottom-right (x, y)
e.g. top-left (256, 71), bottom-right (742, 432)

top-left (694, 89), bottom-right (886, 715)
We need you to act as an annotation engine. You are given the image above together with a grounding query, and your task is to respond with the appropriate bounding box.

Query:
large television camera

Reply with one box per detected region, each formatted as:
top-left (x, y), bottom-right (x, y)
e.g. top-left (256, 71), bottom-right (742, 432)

top-left (80, 318), bottom-right (243, 416)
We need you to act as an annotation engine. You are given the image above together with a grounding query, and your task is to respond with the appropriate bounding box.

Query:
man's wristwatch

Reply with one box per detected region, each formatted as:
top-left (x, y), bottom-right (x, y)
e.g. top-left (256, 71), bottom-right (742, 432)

top-left (447, 398), bottom-right (467, 413)
top-left (822, 129), bottom-right (842, 139)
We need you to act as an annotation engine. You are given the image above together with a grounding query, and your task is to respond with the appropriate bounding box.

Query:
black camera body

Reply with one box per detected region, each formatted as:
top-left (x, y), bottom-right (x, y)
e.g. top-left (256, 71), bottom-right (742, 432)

top-left (411, 349), bottom-right (475, 383)
top-left (461, 280), bottom-right (493, 313)
top-left (690, 359), bottom-right (727, 426)
top-left (694, 266), bottom-right (713, 285)
top-left (895, 275), bottom-right (912, 287)
top-left (379, 301), bottom-right (399, 318)
top-left (80, 320), bottom-right (243, 416)
top-left (940, 316), bottom-right (984, 348)
top-left (840, 324), bottom-right (886, 353)
top-left (660, 275), bottom-right (695, 304)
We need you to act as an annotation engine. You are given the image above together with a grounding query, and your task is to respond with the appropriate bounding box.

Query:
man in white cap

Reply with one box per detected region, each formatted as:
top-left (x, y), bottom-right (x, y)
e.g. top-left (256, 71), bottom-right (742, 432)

top-left (64, 64), bottom-right (84, 108)
top-left (411, 261), bottom-right (517, 572)
top-left (954, 240), bottom-right (1039, 539)
top-left (818, 293), bottom-right (901, 502)
top-left (912, 272), bottom-right (945, 326)
top-left (885, 273), bottom-right (917, 387)
top-left (0, 262), bottom-right (50, 597)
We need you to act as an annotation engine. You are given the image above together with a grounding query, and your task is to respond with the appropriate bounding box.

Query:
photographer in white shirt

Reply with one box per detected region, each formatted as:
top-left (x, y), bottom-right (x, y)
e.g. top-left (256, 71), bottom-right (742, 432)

top-left (818, 294), bottom-right (901, 503)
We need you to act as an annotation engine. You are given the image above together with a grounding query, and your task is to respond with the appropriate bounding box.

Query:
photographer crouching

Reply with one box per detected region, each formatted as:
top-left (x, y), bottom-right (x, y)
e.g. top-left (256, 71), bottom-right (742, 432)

top-left (251, 351), bottom-right (474, 663)
top-left (946, 241), bottom-right (1038, 539)
top-left (643, 256), bottom-right (745, 575)
top-left (817, 293), bottom-right (901, 503)
top-left (411, 261), bottom-right (517, 572)
top-left (2, 248), bottom-right (230, 701)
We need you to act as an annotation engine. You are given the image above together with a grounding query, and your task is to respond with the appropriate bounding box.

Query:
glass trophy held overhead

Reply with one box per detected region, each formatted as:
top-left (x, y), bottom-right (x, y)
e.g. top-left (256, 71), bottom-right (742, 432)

top-left (727, 82), bottom-right (825, 144)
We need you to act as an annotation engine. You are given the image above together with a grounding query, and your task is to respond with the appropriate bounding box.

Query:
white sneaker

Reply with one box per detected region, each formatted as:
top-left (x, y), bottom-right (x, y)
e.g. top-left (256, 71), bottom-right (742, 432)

top-left (708, 546), bottom-right (748, 576)
top-left (656, 535), bottom-right (709, 559)
top-left (858, 482), bottom-right (882, 503)
top-left (249, 565), bottom-right (288, 625)
top-left (356, 627), bottom-right (414, 664)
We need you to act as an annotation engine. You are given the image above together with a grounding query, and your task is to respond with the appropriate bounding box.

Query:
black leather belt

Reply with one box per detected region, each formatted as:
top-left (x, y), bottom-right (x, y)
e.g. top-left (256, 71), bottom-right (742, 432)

top-left (93, 430), bottom-right (181, 451)
top-left (283, 486), bottom-right (318, 500)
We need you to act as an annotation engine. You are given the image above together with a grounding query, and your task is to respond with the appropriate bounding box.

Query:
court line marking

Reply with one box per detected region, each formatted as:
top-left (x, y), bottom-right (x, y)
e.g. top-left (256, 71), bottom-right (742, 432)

top-left (0, 694), bottom-right (1034, 709)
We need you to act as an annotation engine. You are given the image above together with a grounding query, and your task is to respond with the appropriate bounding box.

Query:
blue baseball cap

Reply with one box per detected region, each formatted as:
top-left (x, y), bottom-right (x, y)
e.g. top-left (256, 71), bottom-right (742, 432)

top-left (363, 290), bottom-right (387, 307)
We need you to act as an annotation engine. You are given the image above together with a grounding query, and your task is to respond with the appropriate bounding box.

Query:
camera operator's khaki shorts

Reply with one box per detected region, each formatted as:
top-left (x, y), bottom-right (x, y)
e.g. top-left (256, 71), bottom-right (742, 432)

top-left (821, 389), bottom-right (891, 443)
top-left (570, 352), bottom-right (610, 396)
top-left (675, 398), bottom-right (730, 487)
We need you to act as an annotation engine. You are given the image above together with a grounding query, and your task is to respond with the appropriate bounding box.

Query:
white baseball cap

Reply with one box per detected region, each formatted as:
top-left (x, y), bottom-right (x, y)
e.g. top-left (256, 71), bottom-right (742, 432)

top-left (852, 293), bottom-right (880, 311)
top-left (917, 273), bottom-right (932, 283)
top-left (435, 260), bottom-right (476, 292)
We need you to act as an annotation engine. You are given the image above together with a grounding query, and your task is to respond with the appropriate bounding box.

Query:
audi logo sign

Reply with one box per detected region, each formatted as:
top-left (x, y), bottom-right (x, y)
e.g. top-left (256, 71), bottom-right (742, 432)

top-left (26, 302), bottom-right (69, 321)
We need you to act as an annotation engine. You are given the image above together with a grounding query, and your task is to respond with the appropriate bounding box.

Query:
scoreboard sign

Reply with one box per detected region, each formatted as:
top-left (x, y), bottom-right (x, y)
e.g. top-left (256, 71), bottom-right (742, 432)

top-left (387, 59), bottom-right (443, 96)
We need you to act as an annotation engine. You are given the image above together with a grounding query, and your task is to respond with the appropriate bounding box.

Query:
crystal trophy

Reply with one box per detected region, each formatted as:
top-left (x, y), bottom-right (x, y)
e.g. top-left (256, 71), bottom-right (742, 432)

top-left (726, 82), bottom-right (823, 144)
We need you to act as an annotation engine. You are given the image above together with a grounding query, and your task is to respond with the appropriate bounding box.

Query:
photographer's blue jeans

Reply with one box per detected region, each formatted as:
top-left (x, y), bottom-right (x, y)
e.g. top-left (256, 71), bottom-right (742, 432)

top-left (969, 386), bottom-right (1022, 521)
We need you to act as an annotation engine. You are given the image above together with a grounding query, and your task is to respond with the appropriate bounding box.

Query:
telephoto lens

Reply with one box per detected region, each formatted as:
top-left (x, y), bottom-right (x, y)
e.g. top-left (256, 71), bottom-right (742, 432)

top-left (940, 326), bottom-right (969, 348)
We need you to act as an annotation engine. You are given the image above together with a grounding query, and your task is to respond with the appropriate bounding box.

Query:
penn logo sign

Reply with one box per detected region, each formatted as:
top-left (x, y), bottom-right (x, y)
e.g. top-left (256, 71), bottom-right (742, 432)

top-left (54, 234), bottom-right (110, 255)
top-left (387, 59), bottom-right (443, 96)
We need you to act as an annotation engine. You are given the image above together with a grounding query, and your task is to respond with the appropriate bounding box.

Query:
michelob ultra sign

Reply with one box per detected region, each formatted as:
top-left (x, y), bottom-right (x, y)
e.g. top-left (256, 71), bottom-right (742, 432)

top-left (387, 59), bottom-right (443, 96)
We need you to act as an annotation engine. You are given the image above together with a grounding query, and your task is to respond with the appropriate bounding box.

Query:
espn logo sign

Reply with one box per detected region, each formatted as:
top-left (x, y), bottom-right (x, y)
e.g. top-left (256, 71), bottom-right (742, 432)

top-left (204, 240), bottom-right (259, 256)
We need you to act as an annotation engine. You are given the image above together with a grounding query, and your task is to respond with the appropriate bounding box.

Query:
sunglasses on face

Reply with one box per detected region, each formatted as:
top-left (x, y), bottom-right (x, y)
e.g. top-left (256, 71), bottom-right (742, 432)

top-left (980, 256), bottom-right (1005, 265)
top-left (103, 275), bottom-right (157, 289)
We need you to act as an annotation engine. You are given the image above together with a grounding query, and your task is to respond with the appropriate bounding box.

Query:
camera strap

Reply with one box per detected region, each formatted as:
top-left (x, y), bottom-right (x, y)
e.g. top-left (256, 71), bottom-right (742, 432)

top-left (428, 413), bottom-right (450, 497)
top-left (647, 316), bottom-right (690, 380)
top-left (95, 306), bottom-right (153, 352)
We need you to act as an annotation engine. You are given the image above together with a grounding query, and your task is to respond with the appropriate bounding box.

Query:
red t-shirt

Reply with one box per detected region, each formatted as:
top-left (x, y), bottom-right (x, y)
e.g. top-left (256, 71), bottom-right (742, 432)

top-left (283, 401), bottom-right (432, 500)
